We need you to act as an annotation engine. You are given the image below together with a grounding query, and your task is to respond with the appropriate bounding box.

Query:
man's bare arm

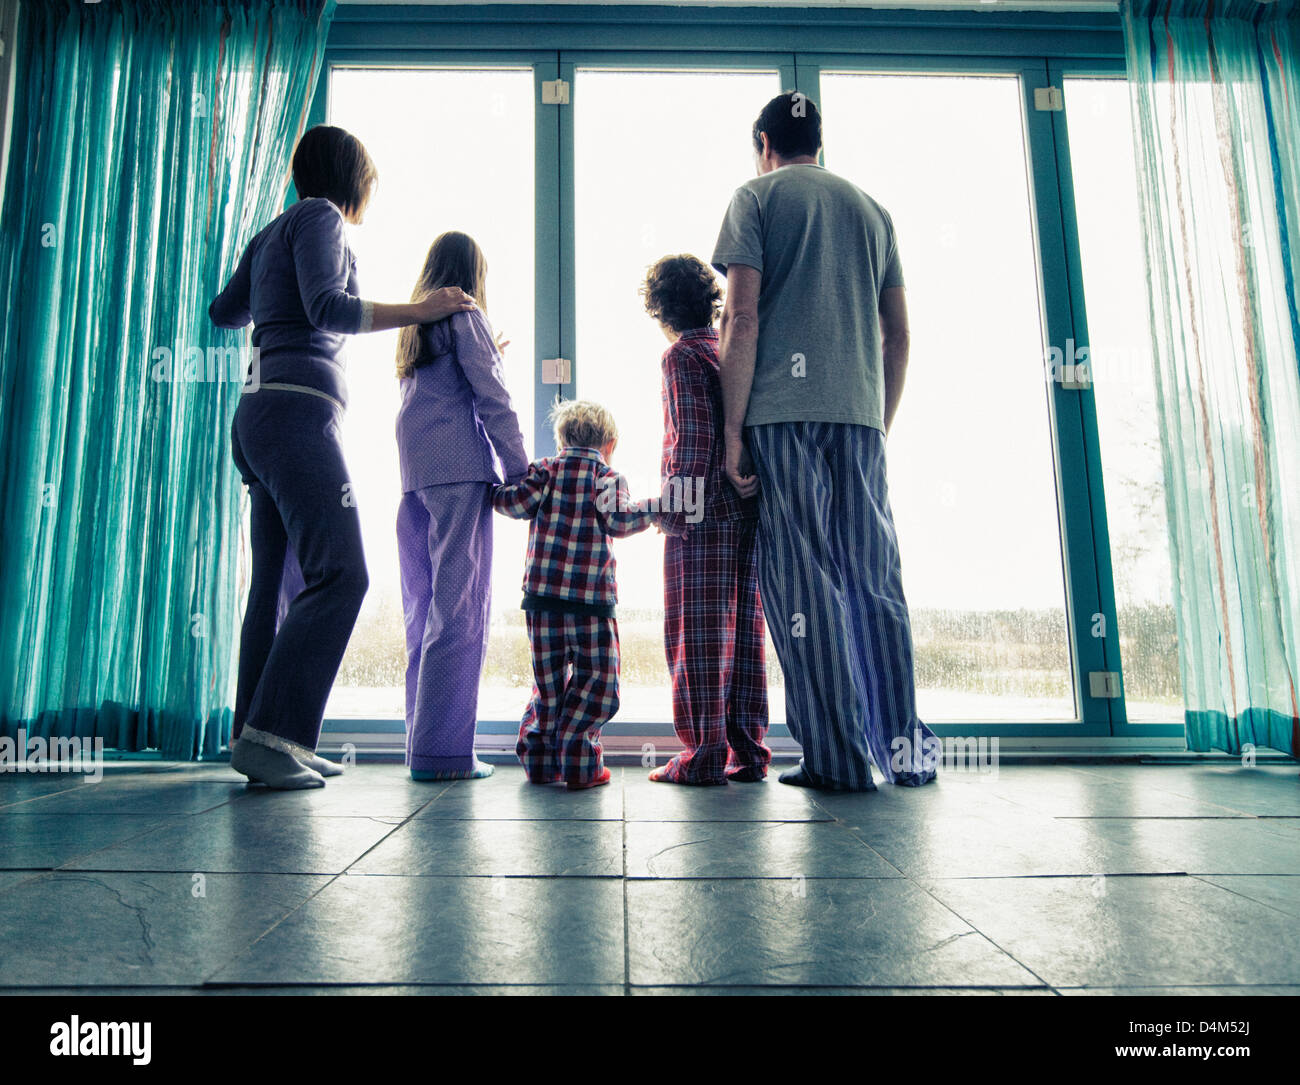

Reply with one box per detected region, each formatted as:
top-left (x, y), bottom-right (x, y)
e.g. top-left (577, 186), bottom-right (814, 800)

top-left (880, 286), bottom-right (910, 435)
top-left (718, 263), bottom-right (762, 497)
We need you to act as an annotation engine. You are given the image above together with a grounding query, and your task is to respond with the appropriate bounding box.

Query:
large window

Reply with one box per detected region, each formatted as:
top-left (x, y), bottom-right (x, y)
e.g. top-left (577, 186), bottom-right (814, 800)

top-left (818, 72), bottom-right (1076, 720)
top-left (305, 26), bottom-right (1186, 739)
top-left (325, 67), bottom-right (536, 721)
top-left (1063, 76), bottom-right (1182, 722)
top-left (573, 67), bottom-right (784, 722)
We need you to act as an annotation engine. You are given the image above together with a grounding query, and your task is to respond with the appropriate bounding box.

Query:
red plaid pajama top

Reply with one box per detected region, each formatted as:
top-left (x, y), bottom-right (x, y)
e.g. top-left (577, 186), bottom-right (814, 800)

top-left (491, 446), bottom-right (656, 607)
top-left (659, 327), bottom-right (758, 535)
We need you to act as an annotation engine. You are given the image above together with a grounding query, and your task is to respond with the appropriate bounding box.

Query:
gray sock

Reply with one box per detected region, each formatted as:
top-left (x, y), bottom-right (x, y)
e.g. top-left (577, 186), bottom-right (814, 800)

top-left (295, 751), bottom-right (344, 777)
top-left (231, 738), bottom-right (325, 790)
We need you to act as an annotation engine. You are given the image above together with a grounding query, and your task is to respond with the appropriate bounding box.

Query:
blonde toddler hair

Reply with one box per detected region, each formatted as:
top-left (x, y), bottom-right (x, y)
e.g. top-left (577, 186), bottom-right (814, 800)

top-left (551, 399), bottom-right (618, 451)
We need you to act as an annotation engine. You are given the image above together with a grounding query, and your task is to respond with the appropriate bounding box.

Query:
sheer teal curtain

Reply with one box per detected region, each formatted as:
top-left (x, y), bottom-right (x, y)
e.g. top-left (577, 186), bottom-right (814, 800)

top-left (0, 0), bottom-right (335, 758)
top-left (1121, 0), bottom-right (1300, 755)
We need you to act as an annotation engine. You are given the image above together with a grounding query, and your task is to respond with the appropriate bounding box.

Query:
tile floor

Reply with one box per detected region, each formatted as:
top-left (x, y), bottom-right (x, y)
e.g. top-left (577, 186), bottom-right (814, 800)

top-left (0, 760), bottom-right (1297, 995)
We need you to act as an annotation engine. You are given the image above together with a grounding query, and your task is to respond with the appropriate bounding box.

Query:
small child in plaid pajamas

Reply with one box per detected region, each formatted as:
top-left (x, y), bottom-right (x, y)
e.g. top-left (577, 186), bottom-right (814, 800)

top-left (491, 400), bottom-right (656, 789)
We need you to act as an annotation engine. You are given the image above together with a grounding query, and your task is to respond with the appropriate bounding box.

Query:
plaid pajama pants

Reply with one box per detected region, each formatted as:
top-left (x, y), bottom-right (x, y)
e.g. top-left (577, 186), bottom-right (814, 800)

top-left (518, 610), bottom-right (620, 786)
top-left (661, 518), bottom-right (771, 783)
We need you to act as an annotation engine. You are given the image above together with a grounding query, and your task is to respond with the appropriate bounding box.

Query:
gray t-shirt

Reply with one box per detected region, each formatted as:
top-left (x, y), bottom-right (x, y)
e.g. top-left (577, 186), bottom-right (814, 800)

top-left (711, 163), bottom-right (904, 432)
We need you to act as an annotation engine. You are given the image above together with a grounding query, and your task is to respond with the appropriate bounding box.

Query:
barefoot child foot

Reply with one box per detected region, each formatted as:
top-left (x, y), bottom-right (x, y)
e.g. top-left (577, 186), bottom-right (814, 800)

top-left (568, 766), bottom-right (612, 791)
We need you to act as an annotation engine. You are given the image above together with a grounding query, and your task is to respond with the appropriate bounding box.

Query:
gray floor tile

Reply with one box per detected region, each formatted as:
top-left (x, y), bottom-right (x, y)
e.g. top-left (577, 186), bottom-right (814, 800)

top-left (922, 874), bottom-right (1300, 987)
top-left (1195, 875), bottom-right (1300, 918)
top-left (59, 809), bottom-right (403, 874)
top-left (626, 878), bottom-right (1040, 987)
top-left (625, 820), bottom-right (900, 879)
top-left (1071, 765), bottom-right (1300, 817)
top-left (0, 774), bottom-right (105, 809)
top-left (983, 766), bottom-right (1249, 818)
top-left (13, 779), bottom-right (242, 816)
top-left (1057, 985), bottom-right (1300, 995)
top-left (0, 871), bottom-right (42, 895)
top-left (630, 985), bottom-right (1056, 995)
top-left (0, 814), bottom-right (174, 870)
top-left (1075, 817), bottom-right (1300, 875)
top-left (210, 874), bottom-right (624, 985)
top-left (809, 777), bottom-right (1025, 822)
top-left (417, 770), bottom-right (624, 821)
top-left (224, 776), bottom-right (451, 818)
top-left (623, 773), bottom-right (830, 822)
top-left (848, 812), bottom-right (1134, 878)
top-left (351, 818), bottom-right (623, 877)
top-left (0, 872), bottom-right (330, 986)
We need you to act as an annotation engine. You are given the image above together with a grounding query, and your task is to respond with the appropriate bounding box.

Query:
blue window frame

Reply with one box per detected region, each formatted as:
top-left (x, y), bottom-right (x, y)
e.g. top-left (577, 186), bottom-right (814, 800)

top-left (310, 4), bottom-right (1183, 743)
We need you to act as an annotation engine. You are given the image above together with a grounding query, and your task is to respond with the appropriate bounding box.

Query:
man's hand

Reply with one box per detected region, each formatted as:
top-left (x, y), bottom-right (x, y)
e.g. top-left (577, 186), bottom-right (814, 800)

top-left (725, 429), bottom-right (759, 498)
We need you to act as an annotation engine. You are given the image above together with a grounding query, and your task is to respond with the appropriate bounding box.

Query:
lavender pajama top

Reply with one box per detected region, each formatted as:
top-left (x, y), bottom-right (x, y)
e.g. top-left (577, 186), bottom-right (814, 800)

top-left (396, 310), bottom-right (529, 488)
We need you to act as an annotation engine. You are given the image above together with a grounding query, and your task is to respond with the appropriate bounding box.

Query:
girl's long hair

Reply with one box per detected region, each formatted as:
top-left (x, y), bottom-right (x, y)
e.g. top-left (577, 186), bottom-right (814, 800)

top-left (396, 231), bottom-right (488, 378)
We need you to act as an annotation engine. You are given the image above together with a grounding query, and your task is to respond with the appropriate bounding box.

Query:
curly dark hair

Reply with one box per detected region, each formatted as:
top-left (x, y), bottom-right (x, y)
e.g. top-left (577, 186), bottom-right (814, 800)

top-left (640, 254), bottom-right (723, 334)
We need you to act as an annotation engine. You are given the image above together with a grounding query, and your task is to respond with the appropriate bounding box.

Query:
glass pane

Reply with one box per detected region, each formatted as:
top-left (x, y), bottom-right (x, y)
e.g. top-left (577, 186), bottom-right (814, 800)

top-left (325, 67), bottom-right (536, 720)
top-left (819, 72), bottom-right (1076, 720)
top-left (1064, 77), bottom-right (1182, 721)
top-left (573, 68), bottom-right (784, 723)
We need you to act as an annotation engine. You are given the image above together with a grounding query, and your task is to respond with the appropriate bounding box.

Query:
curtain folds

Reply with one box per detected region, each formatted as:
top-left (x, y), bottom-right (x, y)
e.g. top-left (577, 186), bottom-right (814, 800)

top-left (1121, 0), bottom-right (1300, 754)
top-left (0, 0), bottom-right (335, 758)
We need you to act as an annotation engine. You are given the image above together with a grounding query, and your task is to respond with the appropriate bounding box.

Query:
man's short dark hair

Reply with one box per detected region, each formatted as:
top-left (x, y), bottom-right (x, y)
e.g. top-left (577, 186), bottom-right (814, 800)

top-left (292, 125), bottom-right (378, 220)
top-left (752, 91), bottom-right (822, 159)
top-left (640, 254), bottom-right (723, 333)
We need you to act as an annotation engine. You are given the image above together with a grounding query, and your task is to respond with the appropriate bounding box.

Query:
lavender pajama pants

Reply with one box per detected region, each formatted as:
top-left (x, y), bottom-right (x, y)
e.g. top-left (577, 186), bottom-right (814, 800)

top-left (396, 482), bottom-right (494, 773)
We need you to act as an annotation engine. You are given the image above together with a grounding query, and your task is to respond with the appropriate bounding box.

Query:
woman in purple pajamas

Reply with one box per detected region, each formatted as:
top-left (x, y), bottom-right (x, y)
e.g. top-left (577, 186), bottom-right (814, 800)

top-left (395, 232), bottom-right (530, 781)
top-left (211, 125), bottom-right (475, 791)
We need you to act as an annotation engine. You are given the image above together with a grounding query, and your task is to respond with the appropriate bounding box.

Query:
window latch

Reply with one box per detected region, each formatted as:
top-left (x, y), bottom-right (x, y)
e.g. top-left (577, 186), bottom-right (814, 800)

top-left (1034, 86), bottom-right (1064, 112)
top-left (542, 79), bottom-right (570, 105)
top-left (542, 358), bottom-right (572, 384)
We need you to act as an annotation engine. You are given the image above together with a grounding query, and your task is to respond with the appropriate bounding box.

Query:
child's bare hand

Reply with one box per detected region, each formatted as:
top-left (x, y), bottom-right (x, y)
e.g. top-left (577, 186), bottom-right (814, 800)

top-left (495, 331), bottom-right (511, 355)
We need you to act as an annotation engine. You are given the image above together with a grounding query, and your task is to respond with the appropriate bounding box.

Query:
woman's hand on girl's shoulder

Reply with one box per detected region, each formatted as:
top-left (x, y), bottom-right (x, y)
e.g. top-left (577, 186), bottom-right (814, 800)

top-left (416, 287), bottom-right (477, 325)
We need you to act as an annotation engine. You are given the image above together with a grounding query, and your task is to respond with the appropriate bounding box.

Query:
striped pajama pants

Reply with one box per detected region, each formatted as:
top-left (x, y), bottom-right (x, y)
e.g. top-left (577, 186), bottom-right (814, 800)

top-left (747, 421), bottom-right (938, 790)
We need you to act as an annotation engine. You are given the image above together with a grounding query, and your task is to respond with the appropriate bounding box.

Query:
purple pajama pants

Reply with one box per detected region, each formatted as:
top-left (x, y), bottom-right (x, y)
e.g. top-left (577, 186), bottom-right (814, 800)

top-left (396, 482), bottom-right (494, 773)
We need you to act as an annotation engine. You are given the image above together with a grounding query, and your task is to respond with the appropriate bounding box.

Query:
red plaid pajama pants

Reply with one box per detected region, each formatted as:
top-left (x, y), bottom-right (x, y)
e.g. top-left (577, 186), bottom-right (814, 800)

top-left (660, 517), bottom-right (771, 783)
top-left (518, 610), bottom-right (619, 786)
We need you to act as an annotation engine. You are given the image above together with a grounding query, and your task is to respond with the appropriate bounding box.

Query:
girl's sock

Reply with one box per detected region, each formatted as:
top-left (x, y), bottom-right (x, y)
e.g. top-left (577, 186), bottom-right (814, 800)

top-left (411, 758), bottom-right (495, 782)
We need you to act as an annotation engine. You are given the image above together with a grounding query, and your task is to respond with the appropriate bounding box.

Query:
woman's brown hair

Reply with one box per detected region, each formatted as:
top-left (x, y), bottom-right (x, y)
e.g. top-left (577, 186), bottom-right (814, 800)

top-left (396, 231), bottom-right (489, 378)
top-left (291, 125), bottom-right (378, 223)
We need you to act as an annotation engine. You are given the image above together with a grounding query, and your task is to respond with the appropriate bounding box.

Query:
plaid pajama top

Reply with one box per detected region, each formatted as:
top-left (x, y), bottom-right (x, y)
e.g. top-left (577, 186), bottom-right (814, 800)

top-left (660, 328), bottom-right (758, 539)
top-left (491, 447), bottom-right (655, 607)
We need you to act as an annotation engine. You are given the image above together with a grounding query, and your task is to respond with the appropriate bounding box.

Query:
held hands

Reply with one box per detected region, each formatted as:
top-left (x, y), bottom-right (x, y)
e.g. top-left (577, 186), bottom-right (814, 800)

top-left (725, 430), bottom-right (759, 499)
top-left (416, 287), bottom-right (477, 324)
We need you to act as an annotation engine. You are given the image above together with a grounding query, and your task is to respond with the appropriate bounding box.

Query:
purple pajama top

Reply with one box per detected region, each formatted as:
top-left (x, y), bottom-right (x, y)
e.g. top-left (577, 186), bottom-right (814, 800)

top-left (209, 197), bottom-right (368, 406)
top-left (396, 309), bottom-right (530, 492)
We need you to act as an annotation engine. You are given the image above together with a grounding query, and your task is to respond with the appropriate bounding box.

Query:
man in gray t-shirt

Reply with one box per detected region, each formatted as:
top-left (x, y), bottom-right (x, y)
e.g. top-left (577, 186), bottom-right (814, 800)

top-left (712, 91), bottom-right (937, 791)
top-left (712, 161), bottom-right (904, 431)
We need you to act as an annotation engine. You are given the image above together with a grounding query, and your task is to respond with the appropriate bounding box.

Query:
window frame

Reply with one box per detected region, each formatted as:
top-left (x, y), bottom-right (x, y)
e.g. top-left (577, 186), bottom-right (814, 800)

top-left (306, 5), bottom-right (1183, 744)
